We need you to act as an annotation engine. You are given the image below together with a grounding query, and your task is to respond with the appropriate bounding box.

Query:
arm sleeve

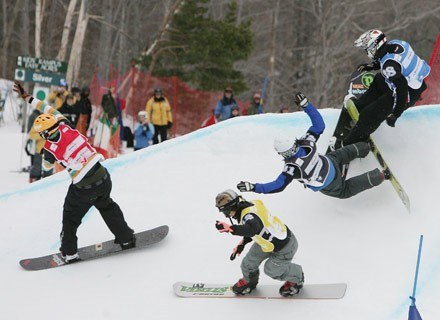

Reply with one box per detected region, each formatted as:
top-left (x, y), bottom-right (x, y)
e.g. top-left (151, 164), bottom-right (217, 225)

top-left (382, 59), bottom-right (408, 118)
top-left (214, 101), bottom-right (222, 116)
top-left (42, 149), bottom-right (56, 172)
top-left (26, 96), bottom-right (66, 122)
top-left (146, 99), bottom-right (153, 121)
top-left (303, 102), bottom-right (325, 138)
top-left (230, 214), bottom-right (264, 237)
top-left (254, 172), bottom-right (295, 194)
top-left (166, 99), bottom-right (173, 122)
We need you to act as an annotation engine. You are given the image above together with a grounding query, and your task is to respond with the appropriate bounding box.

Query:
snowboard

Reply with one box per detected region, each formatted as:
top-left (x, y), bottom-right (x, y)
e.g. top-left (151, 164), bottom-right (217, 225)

top-left (344, 99), bottom-right (410, 212)
top-left (326, 70), bottom-right (376, 155)
top-left (19, 225), bottom-right (169, 271)
top-left (173, 282), bottom-right (347, 299)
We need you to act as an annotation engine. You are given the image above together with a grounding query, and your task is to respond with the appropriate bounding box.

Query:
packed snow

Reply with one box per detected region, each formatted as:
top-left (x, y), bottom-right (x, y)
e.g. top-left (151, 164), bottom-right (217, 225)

top-left (0, 93), bottom-right (439, 319)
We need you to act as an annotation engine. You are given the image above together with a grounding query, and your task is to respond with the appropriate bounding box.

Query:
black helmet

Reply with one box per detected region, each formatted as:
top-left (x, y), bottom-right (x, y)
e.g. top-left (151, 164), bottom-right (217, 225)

top-left (215, 189), bottom-right (241, 216)
top-left (154, 88), bottom-right (163, 94)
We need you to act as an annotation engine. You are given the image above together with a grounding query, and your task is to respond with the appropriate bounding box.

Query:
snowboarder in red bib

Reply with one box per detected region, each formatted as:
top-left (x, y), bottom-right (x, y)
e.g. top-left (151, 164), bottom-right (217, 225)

top-left (215, 189), bottom-right (304, 297)
top-left (14, 81), bottom-right (135, 264)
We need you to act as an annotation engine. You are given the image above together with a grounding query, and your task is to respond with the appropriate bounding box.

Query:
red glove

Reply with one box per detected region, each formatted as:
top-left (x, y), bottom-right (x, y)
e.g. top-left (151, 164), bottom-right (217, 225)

top-left (215, 221), bottom-right (233, 233)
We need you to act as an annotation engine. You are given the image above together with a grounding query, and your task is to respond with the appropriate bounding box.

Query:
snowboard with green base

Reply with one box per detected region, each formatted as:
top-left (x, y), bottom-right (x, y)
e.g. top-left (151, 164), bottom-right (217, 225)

top-left (173, 282), bottom-right (347, 299)
top-left (344, 99), bottom-right (410, 212)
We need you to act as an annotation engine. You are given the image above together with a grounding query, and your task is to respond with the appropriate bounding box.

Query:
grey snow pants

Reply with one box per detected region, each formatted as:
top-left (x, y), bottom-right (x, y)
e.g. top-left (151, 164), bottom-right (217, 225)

top-left (240, 233), bottom-right (303, 284)
top-left (320, 142), bottom-right (383, 199)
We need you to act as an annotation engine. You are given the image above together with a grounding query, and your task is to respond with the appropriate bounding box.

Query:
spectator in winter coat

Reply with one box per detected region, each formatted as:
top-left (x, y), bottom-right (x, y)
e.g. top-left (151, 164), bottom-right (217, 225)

top-left (214, 87), bottom-right (239, 121)
top-left (47, 81), bottom-right (69, 110)
top-left (134, 111), bottom-right (154, 150)
top-left (76, 86), bottom-right (92, 136)
top-left (246, 92), bottom-right (264, 115)
top-left (58, 94), bottom-right (81, 127)
top-left (230, 105), bottom-right (240, 118)
top-left (145, 88), bottom-right (173, 144)
top-left (25, 109), bottom-right (51, 183)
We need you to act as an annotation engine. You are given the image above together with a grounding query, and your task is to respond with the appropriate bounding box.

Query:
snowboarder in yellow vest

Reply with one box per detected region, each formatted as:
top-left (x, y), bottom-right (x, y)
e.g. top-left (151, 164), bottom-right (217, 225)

top-left (214, 189), bottom-right (304, 297)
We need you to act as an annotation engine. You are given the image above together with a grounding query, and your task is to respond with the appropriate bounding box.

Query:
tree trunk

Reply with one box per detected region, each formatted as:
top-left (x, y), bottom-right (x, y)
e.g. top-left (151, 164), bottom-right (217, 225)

top-left (57, 0), bottom-right (78, 61)
top-left (268, 0), bottom-right (280, 107)
top-left (66, 0), bottom-right (89, 85)
top-left (35, 0), bottom-right (41, 57)
top-left (145, 0), bottom-right (185, 75)
top-left (1, 0), bottom-right (21, 77)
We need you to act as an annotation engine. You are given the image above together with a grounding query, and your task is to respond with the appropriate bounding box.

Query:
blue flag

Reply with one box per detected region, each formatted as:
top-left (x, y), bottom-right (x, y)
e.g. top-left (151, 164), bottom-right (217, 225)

top-left (408, 305), bottom-right (422, 320)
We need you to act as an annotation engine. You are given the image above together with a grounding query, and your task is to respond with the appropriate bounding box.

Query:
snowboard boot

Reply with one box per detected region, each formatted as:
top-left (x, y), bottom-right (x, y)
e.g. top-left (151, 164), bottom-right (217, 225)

top-left (279, 272), bottom-right (304, 297)
top-left (381, 168), bottom-right (392, 180)
top-left (279, 281), bottom-right (303, 297)
top-left (328, 136), bottom-right (344, 152)
top-left (120, 235), bottom-right (136, 250)
top-left (232, 278), bottom-right (258, 295)
top-left (61, 252), bottom-right (80, 264)
top-left (232, 271), bottom-right (259, 295)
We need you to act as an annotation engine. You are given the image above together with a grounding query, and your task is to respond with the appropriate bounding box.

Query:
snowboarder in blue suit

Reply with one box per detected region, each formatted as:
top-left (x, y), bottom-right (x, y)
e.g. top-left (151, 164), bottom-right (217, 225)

top-left (237, 92), bottom-right (390, 199)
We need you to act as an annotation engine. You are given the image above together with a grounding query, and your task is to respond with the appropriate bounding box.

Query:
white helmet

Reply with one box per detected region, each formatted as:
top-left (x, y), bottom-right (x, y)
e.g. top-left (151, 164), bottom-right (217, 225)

top-left (138, 110), bottom-right (147, 117)
top-left (274, 136), bottom-right (298, 159)
top-left (354, 29), bottom-right (387, 59)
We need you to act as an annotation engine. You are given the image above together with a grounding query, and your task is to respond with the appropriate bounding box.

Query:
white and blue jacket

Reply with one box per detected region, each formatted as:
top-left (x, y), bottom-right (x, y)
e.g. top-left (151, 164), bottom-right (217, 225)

top-left (254, 103), bottom-right (336, 193)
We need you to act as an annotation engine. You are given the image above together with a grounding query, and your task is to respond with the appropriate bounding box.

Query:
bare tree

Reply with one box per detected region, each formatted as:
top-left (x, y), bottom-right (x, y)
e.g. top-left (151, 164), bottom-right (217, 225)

top-left (66, 0), bottom-right (89, 85)
top-left (57, 0), bottom-right (78, 61)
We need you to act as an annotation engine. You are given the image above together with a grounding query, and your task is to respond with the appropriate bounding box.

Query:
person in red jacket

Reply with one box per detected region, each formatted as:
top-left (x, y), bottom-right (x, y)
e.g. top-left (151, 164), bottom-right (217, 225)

top-left (14, 81), bottom-right (135, 264)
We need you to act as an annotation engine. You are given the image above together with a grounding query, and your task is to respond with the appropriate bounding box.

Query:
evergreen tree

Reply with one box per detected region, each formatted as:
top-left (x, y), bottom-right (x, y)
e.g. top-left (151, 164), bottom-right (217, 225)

top-left (137, 0), bottom-right (253, 93)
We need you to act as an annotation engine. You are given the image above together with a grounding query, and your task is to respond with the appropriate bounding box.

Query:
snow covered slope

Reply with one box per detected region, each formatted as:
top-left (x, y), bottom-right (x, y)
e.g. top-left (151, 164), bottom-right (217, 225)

top-left (1, 105), bottom-right (439, 320)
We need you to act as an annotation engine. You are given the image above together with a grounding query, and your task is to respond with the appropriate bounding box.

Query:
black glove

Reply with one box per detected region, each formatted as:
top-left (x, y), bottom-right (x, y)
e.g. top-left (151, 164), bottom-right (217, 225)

top-left (24, 139), bottom-right (33, 156)
top-left (294, 92), bottom-right (308, 109)
top-left (215, 220), bottom-right (233, 233)
top-left (356, 61), bottom-right (379, 72)
top-left (13, 81), bottom-right (29, 99)
top-left (237, 181), bottom-right (255, 192)
top-left (386, 114), bottom-right (397, 127)
top-left (167, 121), bottom-right (173, 129)
top-left (230, 240), bottom-right (246, 261)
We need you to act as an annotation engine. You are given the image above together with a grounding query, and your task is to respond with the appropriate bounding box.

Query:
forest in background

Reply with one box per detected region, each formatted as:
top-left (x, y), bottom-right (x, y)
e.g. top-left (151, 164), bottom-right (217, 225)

top-left (1, 0), bottom-right (440, 110)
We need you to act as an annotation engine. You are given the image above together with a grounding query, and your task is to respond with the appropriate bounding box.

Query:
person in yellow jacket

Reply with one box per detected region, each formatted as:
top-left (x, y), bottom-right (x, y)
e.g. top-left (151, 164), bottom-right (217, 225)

top-left (145, 88), bottom-right (173, 144)
top-left (25, 109), bottom-right (53, 182)
top-left (214, 189), bottom-right (304, 297)
top-left (47, 81), bottom-right (70, 110)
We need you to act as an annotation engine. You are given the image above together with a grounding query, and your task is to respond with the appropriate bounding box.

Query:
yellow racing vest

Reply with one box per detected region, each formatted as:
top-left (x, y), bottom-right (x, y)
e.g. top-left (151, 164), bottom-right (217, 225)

top-left (239, 200), bottom-right (288, 252)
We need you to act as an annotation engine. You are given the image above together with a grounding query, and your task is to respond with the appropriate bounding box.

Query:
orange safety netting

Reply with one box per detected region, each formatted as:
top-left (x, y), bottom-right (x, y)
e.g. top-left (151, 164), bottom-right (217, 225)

top-left (87, 67), bottom-right (250, 158)
top-left (416, 34), bottom-right (440, 106)
top-left (89, 67), bottom-right (250, 136)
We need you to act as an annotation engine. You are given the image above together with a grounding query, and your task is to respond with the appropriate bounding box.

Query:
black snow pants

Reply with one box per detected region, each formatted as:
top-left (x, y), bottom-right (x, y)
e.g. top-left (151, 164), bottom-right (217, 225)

top-left (60, 166), bottom-right (134, 255)
top-left (343, 73), bottom-right (426, 145)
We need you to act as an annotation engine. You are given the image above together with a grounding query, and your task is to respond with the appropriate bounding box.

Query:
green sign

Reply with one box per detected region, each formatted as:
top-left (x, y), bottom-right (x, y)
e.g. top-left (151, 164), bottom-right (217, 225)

top-left (16, 56), bottom-right (68, 73)
top-left (15, 68), bottom-right (66, 86)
